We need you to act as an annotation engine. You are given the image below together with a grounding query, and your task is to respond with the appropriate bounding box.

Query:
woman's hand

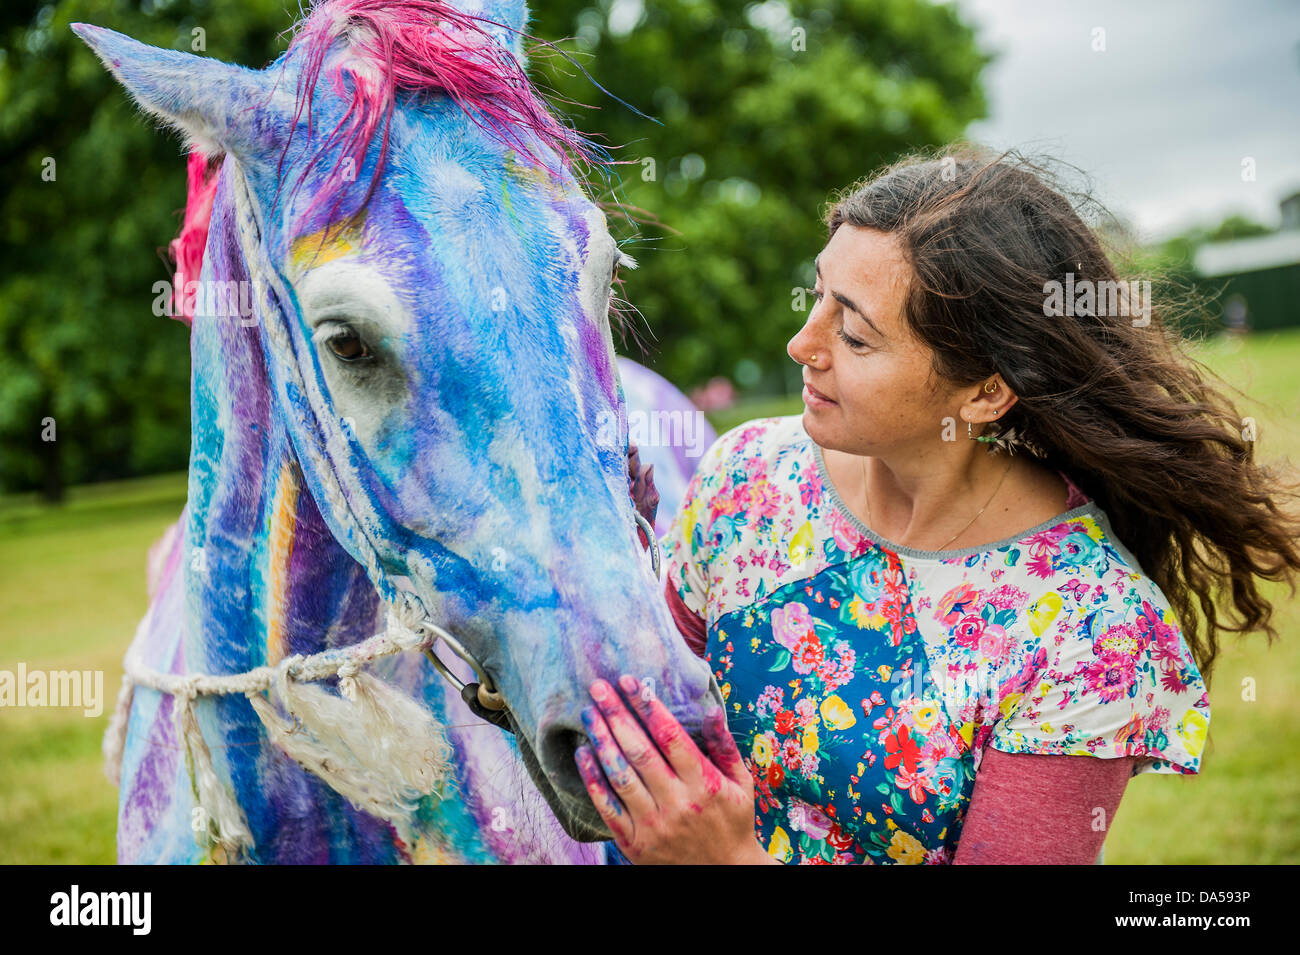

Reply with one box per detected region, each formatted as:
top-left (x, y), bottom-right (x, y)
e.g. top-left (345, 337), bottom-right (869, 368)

top-left (574, 674), bottom-right (778, 865)
top-left (627, 444), bottom-right (659, 548)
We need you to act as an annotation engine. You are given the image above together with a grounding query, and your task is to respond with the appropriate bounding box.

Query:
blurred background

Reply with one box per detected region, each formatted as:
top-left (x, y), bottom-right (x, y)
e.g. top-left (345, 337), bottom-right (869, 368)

top-left (2, 0), bottom-right (1297, 863)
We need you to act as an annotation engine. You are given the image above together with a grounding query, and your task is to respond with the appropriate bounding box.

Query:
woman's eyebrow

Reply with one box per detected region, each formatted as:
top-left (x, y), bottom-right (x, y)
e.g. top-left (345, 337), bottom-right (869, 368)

top-left (815, 255), bottom-right (885, 337)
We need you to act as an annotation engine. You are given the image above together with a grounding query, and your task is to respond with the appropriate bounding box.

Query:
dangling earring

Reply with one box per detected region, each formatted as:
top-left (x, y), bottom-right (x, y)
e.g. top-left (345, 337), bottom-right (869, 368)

top-left (968, 416), bottom-right (999, 443)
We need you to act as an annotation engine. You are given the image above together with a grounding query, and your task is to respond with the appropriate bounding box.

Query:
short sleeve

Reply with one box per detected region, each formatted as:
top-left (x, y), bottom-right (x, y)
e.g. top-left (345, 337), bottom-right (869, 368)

top-left (989, 585), bottom-right (1211, 776)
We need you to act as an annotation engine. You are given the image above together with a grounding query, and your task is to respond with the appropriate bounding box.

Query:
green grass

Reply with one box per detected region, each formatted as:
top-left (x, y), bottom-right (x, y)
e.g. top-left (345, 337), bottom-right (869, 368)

top-left (2, 329), bottom-right (1298, 863)
top-left (0, 471), bottom-right (187, 864)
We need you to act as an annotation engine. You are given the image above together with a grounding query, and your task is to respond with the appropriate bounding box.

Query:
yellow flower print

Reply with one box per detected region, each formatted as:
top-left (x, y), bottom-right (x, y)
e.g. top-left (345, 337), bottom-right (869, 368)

top-left (789, 520), bottom-right (815, 565)
top-left (820, 694), bottom-right (857, 731)
top-left (912, 702), bottom-right (939, 733)
top-left (1028, 592), bottom-right (1063, 637)
top-left (886, 829), bottom-right (926, 865)
top-left (752, 733), bottom-right (773, 767)
top-left (1178, 708), bottom-right (1209, 758)
top-left (876, 664), bottom-right (893, 682)
top-left (768, 826), bottom-right (793, 862)
top-left (847, 596), bottom-right (888, 630)
top-left (1000, 692), bottom-right (1023, 719)
top-left (801, 726), bottom-right (819, 754)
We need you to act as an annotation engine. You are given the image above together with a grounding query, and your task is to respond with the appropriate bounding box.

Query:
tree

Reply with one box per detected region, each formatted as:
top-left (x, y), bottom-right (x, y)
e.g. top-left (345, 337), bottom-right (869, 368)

top-left (0, 0), bottom-right (288, 498)
top-left (529, 0), bottom-right (990, 392)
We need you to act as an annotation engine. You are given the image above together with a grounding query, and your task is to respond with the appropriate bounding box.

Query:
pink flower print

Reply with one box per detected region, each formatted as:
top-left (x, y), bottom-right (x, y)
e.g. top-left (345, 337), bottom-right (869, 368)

top-left (756, 684), bottom-right (784, 717)
top-left (977, 623), bottom-right (1012, 662)
top-left (893, 765), bottom-right (930, 805)
top-left (788, 800), bottom-right (833, 840)
top-left (781, 737), bottom-right (803, 770)
top-left (935, 582), bottom-right (979, 625)
top-left (1159, 665), bottom-right (1193, 694)
top-left (1082, 650), bottom-right (1138, 703)
top-left (799, 469), bottom-right (824, 508)
top-left (795, 696), bottom-right (818, 724)
top-left (744, 480), bottom-right (785, 520)
top-left (793, 632), bottom-right (826, 675)
top-left (987, 584), bottom-right (1029, 611)
top-left (828, 507), bottom-right (866, 556)
top-left (1148, 705), bottom-right (1170, 732)
top-left (953, 613), bottom-right (986, 650)
top-left (771, 602), bottom-right (814, 652)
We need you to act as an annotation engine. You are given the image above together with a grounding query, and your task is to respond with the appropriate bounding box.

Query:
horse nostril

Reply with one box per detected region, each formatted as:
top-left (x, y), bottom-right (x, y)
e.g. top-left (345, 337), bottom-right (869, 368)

top-left (538, 723), bottom-right (593, 804)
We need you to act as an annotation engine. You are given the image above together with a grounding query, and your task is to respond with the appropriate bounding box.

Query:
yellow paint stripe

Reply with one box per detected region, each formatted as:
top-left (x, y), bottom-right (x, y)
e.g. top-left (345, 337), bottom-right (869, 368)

top-left (265, 463), bottom-right (301, 668)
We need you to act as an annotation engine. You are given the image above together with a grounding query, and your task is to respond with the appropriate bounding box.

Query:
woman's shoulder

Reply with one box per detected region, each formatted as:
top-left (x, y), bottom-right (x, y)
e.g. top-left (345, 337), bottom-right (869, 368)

top-left (967, 504), bottom-right (1211, 775)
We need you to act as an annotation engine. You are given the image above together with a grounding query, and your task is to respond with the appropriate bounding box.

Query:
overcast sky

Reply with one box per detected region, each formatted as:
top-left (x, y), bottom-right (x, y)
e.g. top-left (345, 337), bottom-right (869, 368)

top-left (950, 0), bottom-right (1300, 241)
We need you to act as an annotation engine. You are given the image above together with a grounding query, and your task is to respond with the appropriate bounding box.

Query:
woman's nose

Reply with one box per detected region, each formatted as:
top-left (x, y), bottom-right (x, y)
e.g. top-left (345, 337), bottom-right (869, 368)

top-left (788, 318), bottom-right (821, 367)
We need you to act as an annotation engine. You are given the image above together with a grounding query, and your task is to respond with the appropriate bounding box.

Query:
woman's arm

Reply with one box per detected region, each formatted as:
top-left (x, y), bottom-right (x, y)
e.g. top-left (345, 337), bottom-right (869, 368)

top-left (952, 747), bottom-right (1137, 864)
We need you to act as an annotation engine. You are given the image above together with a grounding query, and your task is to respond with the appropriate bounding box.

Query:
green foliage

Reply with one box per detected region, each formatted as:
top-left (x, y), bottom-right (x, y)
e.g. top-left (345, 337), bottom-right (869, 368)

top-left (530, 0), bottom-right (990, 392)
top-left (0, 0), bottom-right (991, 495)
top-left (0, 0), bottom-right (289, 497)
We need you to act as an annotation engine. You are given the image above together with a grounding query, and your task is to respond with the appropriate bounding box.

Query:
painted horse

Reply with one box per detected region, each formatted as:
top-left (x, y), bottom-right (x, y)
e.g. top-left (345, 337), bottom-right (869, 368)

top-left (76, 0), bottom-right (722, 863)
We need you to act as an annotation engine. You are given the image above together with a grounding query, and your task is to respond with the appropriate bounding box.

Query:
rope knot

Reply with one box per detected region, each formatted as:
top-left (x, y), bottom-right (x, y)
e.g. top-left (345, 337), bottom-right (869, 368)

top-left (337, 661), bottom-right (361, 701)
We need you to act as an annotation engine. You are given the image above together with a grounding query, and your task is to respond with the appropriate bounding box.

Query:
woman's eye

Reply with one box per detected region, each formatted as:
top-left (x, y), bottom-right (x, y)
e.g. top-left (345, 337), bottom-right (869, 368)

top-left (838, 328), bottom-right (869, 350)
top-left (325, 328), bottom-right (372, 362)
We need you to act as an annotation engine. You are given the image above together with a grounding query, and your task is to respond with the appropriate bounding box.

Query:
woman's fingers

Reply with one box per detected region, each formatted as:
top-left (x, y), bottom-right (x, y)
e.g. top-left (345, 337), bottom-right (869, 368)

top-left (616, 674), bottom-right (715, 791)
top-left (587, 679), bottom-right (678, 800)
top-left (574, 744), bottom-right (633, 845)
top-left (581, 691), bottom-right (661, 820)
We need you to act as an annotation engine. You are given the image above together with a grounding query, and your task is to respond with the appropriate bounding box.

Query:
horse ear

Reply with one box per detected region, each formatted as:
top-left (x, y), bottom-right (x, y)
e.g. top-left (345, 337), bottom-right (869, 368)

top-left (71, 23), bottom-right (285, 161)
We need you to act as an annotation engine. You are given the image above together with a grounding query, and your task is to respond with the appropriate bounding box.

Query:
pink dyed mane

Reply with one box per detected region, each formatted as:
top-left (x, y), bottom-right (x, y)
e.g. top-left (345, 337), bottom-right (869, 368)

top-left (169, 0), bottom-right (610, 323)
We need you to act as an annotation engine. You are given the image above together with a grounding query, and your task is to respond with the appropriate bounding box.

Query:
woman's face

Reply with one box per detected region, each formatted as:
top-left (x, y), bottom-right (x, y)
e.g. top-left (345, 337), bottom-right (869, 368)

top-left (787, 224), bottom-right (964, 457)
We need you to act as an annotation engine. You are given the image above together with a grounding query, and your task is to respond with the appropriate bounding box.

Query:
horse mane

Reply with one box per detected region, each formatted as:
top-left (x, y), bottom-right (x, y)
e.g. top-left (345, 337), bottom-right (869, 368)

top-left (168, 0), bottom-right (612, 324)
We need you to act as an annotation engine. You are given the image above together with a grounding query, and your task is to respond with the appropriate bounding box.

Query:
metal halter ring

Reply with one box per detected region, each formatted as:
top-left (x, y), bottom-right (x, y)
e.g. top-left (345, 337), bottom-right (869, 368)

top-left (418, 619), bottom-right (507, 712)
top-left (633, 511), bottom-right (661, 580)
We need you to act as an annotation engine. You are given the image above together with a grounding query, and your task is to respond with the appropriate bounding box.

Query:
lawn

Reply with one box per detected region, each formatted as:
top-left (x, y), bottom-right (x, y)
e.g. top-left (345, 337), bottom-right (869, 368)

top-left (1, 329), bottom-right (1297, 864)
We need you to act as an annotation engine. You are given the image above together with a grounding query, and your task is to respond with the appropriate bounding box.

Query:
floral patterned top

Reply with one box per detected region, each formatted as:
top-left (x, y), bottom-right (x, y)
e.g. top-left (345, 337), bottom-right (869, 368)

top-left (661, 415), bottom-right (1211, 865)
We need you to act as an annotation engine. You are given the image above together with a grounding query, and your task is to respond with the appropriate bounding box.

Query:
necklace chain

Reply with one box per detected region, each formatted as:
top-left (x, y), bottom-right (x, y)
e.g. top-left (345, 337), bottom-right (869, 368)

top-left (860, 453), bottom-right (1015, 552)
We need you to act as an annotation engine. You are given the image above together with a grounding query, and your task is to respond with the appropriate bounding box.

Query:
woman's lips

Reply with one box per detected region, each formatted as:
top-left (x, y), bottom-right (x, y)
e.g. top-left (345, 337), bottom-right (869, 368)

top-left (802, 381), bottom-right (837, 408)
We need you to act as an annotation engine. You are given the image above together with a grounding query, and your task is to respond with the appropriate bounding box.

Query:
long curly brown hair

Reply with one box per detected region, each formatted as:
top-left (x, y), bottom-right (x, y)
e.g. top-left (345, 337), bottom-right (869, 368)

top-left (825, 142), bottom-right (1300, 688)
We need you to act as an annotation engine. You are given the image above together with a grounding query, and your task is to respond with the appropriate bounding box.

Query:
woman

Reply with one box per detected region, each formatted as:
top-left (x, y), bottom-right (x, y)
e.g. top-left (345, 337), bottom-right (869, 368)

top-left (575, 145), bottom-right (1300, 864)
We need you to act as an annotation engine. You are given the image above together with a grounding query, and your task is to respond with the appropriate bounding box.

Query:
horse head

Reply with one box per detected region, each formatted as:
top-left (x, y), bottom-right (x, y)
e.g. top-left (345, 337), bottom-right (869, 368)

top-left (76, 0), bottom-right (721, 847)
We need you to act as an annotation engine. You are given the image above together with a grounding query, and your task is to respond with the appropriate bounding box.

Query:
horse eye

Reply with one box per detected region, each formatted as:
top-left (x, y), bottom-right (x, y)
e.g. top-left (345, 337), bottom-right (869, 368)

top-left (326, 328), bottom-right (371, 362)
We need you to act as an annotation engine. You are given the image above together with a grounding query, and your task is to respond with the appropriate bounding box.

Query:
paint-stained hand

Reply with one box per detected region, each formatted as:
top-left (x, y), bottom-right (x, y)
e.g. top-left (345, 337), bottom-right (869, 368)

top-left (574, 676), bottom-right (777, 865)
top-left (627, 444), bottom-right (658, 548)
